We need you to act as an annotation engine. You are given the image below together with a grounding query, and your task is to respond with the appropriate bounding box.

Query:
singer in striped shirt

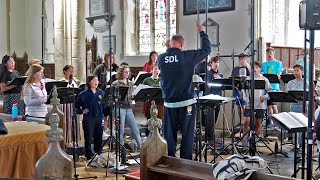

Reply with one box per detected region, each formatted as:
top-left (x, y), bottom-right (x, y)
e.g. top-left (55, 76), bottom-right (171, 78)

top-left (22, 64), bottom-right (48, 118)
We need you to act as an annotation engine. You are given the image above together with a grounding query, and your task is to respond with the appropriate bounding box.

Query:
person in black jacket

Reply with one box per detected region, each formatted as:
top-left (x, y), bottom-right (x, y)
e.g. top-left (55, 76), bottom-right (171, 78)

top-left (75, 75), bottom-right (105, 161)
top-left (158, 24), bottom-right (211, 159)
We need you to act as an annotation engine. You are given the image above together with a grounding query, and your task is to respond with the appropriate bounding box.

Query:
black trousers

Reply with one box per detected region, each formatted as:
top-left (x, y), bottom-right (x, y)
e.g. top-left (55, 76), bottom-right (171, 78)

top-left (82, 117), bottom-right (104, 160)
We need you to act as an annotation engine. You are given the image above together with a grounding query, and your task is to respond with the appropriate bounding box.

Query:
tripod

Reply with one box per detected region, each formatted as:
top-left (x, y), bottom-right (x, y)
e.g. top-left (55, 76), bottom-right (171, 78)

top-left (87, 86), bottom-right (140, 175)
top-left (195, 94), bottom-right (235, 163)
top-left (67, 85), bottom-right (96, 180)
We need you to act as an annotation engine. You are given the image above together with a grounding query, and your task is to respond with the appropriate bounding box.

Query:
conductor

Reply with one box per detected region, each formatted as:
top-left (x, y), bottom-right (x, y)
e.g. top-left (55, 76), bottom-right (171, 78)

top-left (158, 24), bottom-right (211, 159)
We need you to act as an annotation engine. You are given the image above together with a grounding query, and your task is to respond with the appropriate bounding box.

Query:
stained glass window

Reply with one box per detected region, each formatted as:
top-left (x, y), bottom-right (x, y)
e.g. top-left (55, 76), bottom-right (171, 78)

top-left (139, 0), bottom-right (176, 53)
top-left (140, 0), bottom-right (151, 53)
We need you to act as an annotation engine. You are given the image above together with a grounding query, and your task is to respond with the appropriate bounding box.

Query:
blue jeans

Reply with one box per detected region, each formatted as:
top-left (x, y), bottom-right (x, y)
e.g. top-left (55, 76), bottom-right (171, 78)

top-left (163, 104), bottom-right (196, 160)
top-left (114, 108), bottom-right (142, 162)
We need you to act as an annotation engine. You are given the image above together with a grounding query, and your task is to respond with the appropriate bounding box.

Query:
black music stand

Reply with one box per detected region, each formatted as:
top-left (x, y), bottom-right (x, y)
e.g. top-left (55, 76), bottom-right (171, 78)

top-left (206, 78), bottom-right (240, 156)
top-left (288, 90), bottom-right (309, 101)
top-left (281, 74), bottom-right (295, 84)
top-left (263, 74), bottom-right (280, 84)
top-left (133, 87), bottom-right (162, 102)
top-left (268, 91), bottom-right (298, 158)
top-left (6, 76), bottom-right (27, 85)
top-left (287, 90), bottom-right (309, 178)
top-left (134, 72), bottom-right (152, 86)
top-left (196, 94), bottom-right (235, 163)
top-left (269, 112), bottom-right (308, 176)
top-left (230, 80), bottom-right (274, 158)
top-left (46, 87), bottom-right (81, 104)
top-left (45, 81), bottom-right (68, 96)
top-left (133, 87), bottom-right (162, 136)
top-left (89, 86), bottom-right (139, 173)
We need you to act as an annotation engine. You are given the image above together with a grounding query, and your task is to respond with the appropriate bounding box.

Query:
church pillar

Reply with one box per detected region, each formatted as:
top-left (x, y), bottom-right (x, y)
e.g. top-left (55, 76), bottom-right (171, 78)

top-left (54, 0), bottom-right (85, 81)
top-left (54, 0), bottom-right (65, 79)
top-left (72, 0), bottom-right (86, 82)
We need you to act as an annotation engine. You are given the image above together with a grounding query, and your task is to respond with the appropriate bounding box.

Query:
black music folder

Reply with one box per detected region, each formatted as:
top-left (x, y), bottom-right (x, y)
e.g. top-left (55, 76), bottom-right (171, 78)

top-left (268, 91), bottom-right (297, 103)
top-left (263, 74), bottom-right (280, 84)
top-left (134, 71), bottom-right (152, 85)
top-left (45, 81), bottom-right (68, 94)
top-left (288, 90), bottom-right (309, 101)
top-left (46, 87), bottom-right (81, 104)
top-left (132, 84), bottom-right (162, 101)
top-left (270, 112), bottom-right (308, 133)
top-left (281, 74), bottom-right (295, 84)
top-left (6, 76), bottom-right (27, 85)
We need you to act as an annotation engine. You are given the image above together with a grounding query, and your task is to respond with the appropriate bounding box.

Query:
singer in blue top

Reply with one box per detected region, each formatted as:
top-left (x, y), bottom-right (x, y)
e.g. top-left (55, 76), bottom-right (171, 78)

top-left (75, 75), bottom-right (105, 161)
top-left (261, 47), bottom-right (283, 126)
top-left (158, 24), bottom-right (211, 159)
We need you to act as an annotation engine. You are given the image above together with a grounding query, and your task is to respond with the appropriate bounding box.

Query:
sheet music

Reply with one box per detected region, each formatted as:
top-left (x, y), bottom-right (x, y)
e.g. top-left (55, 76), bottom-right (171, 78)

top-left (132, 84), bottom-right (153, 96)
top-left (272, 112), bottom-right (305, 130)
top-left (288, 112), bottom-right (310, 127)
top-left (199, 94), bottom-right (227, 101)
top-left (133, 71), bottom-right (148, 85)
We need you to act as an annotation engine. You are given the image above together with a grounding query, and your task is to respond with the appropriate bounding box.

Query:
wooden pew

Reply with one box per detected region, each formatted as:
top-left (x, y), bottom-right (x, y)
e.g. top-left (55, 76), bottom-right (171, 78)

top-left (124, 102), bottom-right (299, 180)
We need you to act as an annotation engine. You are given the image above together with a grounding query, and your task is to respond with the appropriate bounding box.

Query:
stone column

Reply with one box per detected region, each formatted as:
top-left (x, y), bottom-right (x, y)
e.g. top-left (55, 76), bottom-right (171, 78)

top-left (54, 0), bottom-right (85, 81)
top-left (72, 0), bottom-right (86, 82)
top-left (54, 0), bottom-right (65, 79)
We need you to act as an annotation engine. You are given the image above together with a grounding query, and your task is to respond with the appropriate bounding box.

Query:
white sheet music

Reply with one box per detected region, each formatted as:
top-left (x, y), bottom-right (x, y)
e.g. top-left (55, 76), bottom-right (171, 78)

top-left (272, 112), bottom-right (306, 130)
top-left (132, 84), bottom-right (153, 96)
top-left (288, 112), bottom-right (311, 127)
top-left (133, 71), bottom-right (148, 85)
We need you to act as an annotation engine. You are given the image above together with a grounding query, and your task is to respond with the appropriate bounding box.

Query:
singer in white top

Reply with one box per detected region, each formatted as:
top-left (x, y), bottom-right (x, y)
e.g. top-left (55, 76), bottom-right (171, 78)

top-left (242, 61), bottom-right (272, 140)
top-left (60, 65), bottom-right (81, 144)
top-left (22, 64), bottom-right (48, 118)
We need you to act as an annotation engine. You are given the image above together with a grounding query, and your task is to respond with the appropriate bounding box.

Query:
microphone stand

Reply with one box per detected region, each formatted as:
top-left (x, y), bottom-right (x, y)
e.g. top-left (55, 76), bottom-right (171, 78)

top-left (69, 83), bottom-right (97, 179)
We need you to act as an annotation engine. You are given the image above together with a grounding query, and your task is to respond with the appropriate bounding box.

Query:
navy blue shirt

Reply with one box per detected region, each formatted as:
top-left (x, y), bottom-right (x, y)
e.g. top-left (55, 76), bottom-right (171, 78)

top-left (206, 69), bottom-right (223, 96)
top-left (75, 88), bottom-right (106, 118)
top-left (158, 31), bottom-right (211, 103)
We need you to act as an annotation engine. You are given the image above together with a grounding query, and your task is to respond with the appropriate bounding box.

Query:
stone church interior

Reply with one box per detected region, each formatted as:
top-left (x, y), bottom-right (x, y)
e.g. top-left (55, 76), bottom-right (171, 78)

top-left (0, 0), bottom-right (320, 179)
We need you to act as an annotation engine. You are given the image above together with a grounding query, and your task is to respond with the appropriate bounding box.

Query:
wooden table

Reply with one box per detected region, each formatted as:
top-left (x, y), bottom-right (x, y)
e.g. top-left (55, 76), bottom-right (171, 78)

top-left (0, 122), bottom-right (50, 179)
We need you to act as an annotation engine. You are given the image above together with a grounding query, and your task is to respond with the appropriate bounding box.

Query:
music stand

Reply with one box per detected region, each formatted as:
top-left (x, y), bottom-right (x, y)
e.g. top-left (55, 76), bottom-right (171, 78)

top-left (281, 74), bottom-right (295, 84)
top-left (134, 72), bottom-right (152, 86)
top-left (221, 80), bottom-right (275, 158)
top-left (263, 74), bottom-right (280, 84)
top-left (196, 94), bottom-right (235, 163)
top-left (288, 90), bottom-right (309, 101)
top-left (133, 87), bottom-right (162, 102)
top-left (267, 91), bottom-right (298, 158)
top-left (6, 76), bottom-right (27, 85)
top-left (89, 86), bottom-right (139, 173)
top-left (46, 87), bottom-right (81, 105)
top-left (45, 81), bottom-right (68, 96)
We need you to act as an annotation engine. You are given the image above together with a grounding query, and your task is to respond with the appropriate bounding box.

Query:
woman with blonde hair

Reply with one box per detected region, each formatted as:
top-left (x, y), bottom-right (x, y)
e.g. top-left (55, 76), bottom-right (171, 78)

top-left (112, 65), bottom-right (142, 164)
top-left (22, 64), bottom-right (47, 118)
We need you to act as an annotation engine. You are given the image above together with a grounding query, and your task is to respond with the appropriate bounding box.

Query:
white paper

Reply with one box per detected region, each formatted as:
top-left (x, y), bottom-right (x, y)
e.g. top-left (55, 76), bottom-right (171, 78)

top-left (127, 158), bottom-right (140, 165)
top-left (288, 112), bottom-right (310, 127)
top-left (132, 84), bottom-right (152, 96)
top-left (272, 112), bottom-right (305, 129)
top-left (133, 71), bottom-right (149, 85)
